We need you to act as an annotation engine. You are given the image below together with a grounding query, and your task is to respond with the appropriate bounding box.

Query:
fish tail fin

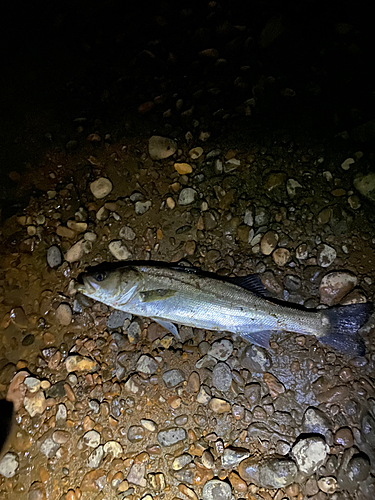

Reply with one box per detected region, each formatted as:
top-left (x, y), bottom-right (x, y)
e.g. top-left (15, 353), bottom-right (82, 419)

top-left (320, 302), bottom-right (373, 356)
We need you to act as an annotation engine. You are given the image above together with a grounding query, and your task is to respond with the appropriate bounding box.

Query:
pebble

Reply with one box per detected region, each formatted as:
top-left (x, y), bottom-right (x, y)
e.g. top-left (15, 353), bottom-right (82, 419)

top-left (127, 463), bottom-right (146, 487)
top-left (272, 248), bottom-right (290, 266)
top-left (107, 310), bottom-right (131, 329)
top-left (263, 372), bottom-right (285, 397)
top-left (140, 419), bottom-right (157, 432)
top-left (207, 339), bottom-right (233, 360)
top-left (334, 427), bottom-right (354, 448)
top-left (67, 220), bottom-right (87, 232)
top-left (174, 162), bottom-right (192, 174)
top-left (0, 453), bottom-right (19, 478)
top-left (302, 407), bottom-right (332, 436)
top-left (119, 226), bottom-right (136, 240)
top-left (286, 178), bottom-right (302, 197)
top-left (317, 244), bottom-right (337, 267)
top-left (65, 355), bottom-right (97, 373)
top-left (189, 147), bottom-right (203, 159)
top-left (136, 355), bottom-right (158, 375)
top-left (239, 458), bottom-right (298, 488)
top-left (178, 188), bottom-right (197, 205)
top-left (24, 376), bottom-right (41, 393)
top-left (55, 303), bottom-right (72, 326)
top-left (157, 427), bottom-right (186, 447)
top-left (228, 472), bottom-right (247, 493)
top-left (90, 177), bottom-right (113, 199)
top-left (40, 437), bottom-right (60, 458)
top-left (108, 240), bottom-right (131, 260)
top-left (127, 426), bottom-right (145, 443)
top-left (244, 383), bottom-right (261, 406)
top-left (135, 200), bottom-right (152, 215)
top-left (296, 243), bottom-right (308, 260)
top-left (261, 231), bottom-right (279, 255)
top-left (241, 345), bottom-right (272, 372)
top-left (172, 453), bottom-right (192, 470)
top-left (202, 450), bottom-right (215, 469)
top-left (316, 385), bottom-right (349, 403)
top-left (319, 271), bottom-right (357, 305)
top-left (353, 173), bottom-right (375, 203)
top-left (82, 430), bottom-right (101, 448)
top-left (65, 239), bottom-right (85, 262)
top-left (221, 447), bottom-right (250, 468)
top-left (24, 391), bottom-right (47, 417)
top-left (162, 369), bottom-right (185, 388)
top-left (318, 477), bottom-right (337, 493)
top-left (47, 245), bottom-right (62, 268)
top-left (208, 398), bottom-right (231, 413)
top-left (212, 362), bottom-right (232, 392)
top-left (103, 441), bottom-right (122, 457)
top-left (291, 437), bottom-right (329, 475)
top-left (202, 479), bottom-right (231, 500)
top-left (197, 385), bottom-right (211, 404)
top-left (148, 136), bottom-right (177, 160)
top-left (338, 454), bottom-right (370, 492)
top-left (88, 445), bottom-right (104, 468)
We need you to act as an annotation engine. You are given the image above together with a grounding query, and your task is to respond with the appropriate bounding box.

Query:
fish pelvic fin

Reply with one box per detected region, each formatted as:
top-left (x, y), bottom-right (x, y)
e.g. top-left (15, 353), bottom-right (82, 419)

top-left (320, 302), bottom-right (373, 356)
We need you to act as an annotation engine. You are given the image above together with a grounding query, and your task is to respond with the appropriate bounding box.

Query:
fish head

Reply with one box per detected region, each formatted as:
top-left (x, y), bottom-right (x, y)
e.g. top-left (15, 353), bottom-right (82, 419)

top-left (76, 265), bottom-right (140, 307)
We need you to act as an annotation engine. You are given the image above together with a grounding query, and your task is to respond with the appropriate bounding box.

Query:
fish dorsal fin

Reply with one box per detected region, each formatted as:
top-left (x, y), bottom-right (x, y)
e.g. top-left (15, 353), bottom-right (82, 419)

top-left (227, 274), bottom-right (269, 297)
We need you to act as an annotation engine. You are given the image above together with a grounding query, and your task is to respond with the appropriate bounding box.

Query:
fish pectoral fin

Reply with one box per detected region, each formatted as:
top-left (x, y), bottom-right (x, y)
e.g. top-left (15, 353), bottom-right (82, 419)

top-left (139, 289), bottom-right (176, 302)
top-left (239, 330), bottom-right (274, 348)
top-left (152, 318), bottom-right (181, 340)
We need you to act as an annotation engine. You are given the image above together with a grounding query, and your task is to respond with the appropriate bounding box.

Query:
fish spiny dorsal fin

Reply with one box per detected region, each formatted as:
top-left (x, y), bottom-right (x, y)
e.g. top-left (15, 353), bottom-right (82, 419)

top-left (226, 274), bottom-right (269, 298)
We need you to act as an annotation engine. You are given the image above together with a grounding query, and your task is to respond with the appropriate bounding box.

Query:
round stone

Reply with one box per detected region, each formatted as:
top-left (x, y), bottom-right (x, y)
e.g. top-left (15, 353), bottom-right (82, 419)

top-left (317, 244), bottom-right (336, 267)
top-left (207, 339), bottom-right (233, 361)
top-left (261, 231), bottom-right (279, 255)
top-left (90, 177), bottom-right (112, 199)
top-left (174, 163), bottom-right (192, 174)
top-left (108, 240), bottom-right (131, 260)
top-left (291, 437), bottom-right (329, 474)
top-left (212, 362), bottom-right (232, 392)
top-left (148, 136), bottom-right (177, 160)
top-left (119, 226), bottom-right (136, 240)
top-left (318, 477), bottom-right (337, 493)
top-left (127, 426), bottom-right (145, 443)
top-left (0, 453), bottom-right (19, 478)
top-left (334, 427), bottom-right (354, 448)
top-left (162, 369), bottom-right (185, 388)
top-left (272, 248), bottom-right (290, 266)
top-left (47, 245), bottom-right (62, 268)
top-left (319, 271), bottom-right (357, 306)
top-left (82, 430), bottom-right (101, 448)
top-left (202, 479), bottom-right (231, 500)
top-left (178, 188), bottom-right (197, 205)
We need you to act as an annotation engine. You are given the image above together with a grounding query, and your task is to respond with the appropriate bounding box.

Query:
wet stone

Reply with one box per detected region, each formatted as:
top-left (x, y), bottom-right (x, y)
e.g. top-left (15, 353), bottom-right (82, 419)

top-left (90, 177), bottom-right (113, 199)
top-left (141, 419), bottom-right (157, 432)
top-left (127, 426), bottom-right (145, 443)
top-left (202, 450), bottom-right (215, 469)
top-left (47, 245), bottom-right (62, 268)
top-left (55, 303), bottom-right (72, 326)
top-left (157, 427), bottom-right (187, 447)
top-left (148, 135), bottom-right (177, 160)
top-left (66, 355), bottom-right (97, 373)
top-left (52, 430), bottom-right (70, 444)
top-left (305, 477), bottom-right (319, 496)
top-left (162, 369), bottom-right (185, 388)
top-left (239, 458), bottom-right (298, 488)
top-left (316, 385), bottom-right (349, 404)
top-left (28, 482), bottom-right (46, 500)
top-left (103, 441), bottom-right (123, 457)
top-left (88, 445), bottom-right (104, 468)
top-left (291, 437), bottom-right (329, 475)
top-left (178, 188), bottom-right (197, 205)
top-left (296, 243), bottom-right (308, 260)
top-left (197, 385), bottom-right (211, 404)
top-left (303, 407), bottom-right (332, 436)
top-left (83, 430), bottom-right (101, 448)
top-left (109, 240), bottom-right (131, 260)
top-left (40, 437), bottom-right (60, 458)
top-left (106, 310), bottom-right (131, 329)
top-left (0, 453), bottom-right (19, 478)
top-left (65, 239), bottom-right (85, 262)
top-left (127, 463), bottom-right (146, 487)
top-left (272, 248), bottom-right (290, 266)
top-left (24, 391), bottom-right (47, 417)
top-left (172, 453), bottom-right (193, 470)
top-left (127, 321), bottom-right (141, 343)
top-left (334, 427), bottom-right (354, 448)
top-left (338, 455), bottom-right (371, 492)
top-left (221, 447), bottom-right (250, 468)
top-left (263, 372), bottom-right (285, 397)
top-left (209, 398), bottom-right (231, 413)
top-left (202, 479), bottom-right (232, 500)
top-left (136, 354), bottom-right (158, 375)
top-left (212, 362), bottom-right (232, 392)
top-left (317, 244), bottom-right (337, 267)
top-left (241, 345), bottom-right (272, 372)
top-left (319, 271), bottom-right (357, 306)
top-left (22, 334), bottom-right (35, 346)
top-left (186, 371), bottom-right (200, 392)
top-left (284, 274), bottom-right (301, 291)
top-left (207, 339), bottom-right (233, 360)
top-left (244, 383), bottom-right (262, 406)
top-left (318, 477), bottom-right (337, 494)
top-left (361, 413), bottom-right (375, 447)
top-left (261, 231), bottom-right (279, 255)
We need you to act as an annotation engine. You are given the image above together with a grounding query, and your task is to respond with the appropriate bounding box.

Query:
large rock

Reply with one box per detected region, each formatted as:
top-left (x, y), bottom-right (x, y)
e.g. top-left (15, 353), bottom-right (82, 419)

top-left (354, 173), bottom-right (375, 203)
top-left (291, 436), bottom-right (329, 475)
top-left (239, 457), bottom-right (297, 488)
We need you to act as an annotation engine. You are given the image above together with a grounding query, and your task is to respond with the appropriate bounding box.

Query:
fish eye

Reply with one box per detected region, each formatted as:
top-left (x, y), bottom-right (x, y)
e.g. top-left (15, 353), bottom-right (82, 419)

top-left (93, 271), bottom-right (107, 282)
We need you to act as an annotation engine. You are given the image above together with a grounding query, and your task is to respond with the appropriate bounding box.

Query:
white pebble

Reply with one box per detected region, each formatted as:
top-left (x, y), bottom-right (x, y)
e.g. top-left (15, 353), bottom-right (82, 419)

top-left (109, 240), bottom-right (131, 260)
top-left (90, 177), bottom-right (113, 199)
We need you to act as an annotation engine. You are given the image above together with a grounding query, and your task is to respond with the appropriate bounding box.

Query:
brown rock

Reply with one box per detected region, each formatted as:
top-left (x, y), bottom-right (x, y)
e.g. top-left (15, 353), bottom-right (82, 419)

top-left (261, 231), bottom-right (279, 255)
top-left (334, 427), bottom-right (354, 448)
top-left (28, 482), bottom-right (46, 500)
top-left (263, 373), bottom-right (285, 398)
top-left (209, 398), bottom-right (231, 414)
top-left (193, 464), bottom-right (214, 486)
top-left (229, 471), bottom-right (247, 493)
top-left (316, 385), bottom-right (349, 403)
top-left (81, 469), bottom-right (106, 492)
top-left (178, 484), bottom-right (198, 500)
top-left (186, 372), bottom-right (200, 393)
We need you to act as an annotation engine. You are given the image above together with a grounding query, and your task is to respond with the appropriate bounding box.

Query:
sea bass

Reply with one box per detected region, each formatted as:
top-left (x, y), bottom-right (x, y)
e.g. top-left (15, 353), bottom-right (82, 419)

top-left (76, 262), bottom-right (373, 356)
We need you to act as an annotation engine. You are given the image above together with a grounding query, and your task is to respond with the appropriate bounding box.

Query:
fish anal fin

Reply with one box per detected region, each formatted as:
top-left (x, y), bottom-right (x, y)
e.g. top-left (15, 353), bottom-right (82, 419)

top-left (239, 330), bottom-right (273, 348)
top-left (152, 318), bottom-right (181, 341)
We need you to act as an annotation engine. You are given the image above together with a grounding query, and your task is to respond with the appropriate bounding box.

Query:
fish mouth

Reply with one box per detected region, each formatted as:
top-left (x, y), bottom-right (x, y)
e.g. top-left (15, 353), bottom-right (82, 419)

top-left (75, 274), bottom-right (96, 294)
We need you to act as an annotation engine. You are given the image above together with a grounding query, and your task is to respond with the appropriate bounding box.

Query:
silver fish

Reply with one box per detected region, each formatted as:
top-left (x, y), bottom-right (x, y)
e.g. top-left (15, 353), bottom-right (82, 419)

top-left (76, 262), bottom-right (372, 355)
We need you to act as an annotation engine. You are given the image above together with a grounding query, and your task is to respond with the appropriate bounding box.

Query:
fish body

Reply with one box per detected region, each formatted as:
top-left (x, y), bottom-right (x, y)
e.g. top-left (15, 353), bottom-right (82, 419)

top-left (0, 400), bottom-right (14, 460)
top-left (76, 262), bottom-right (372, 355)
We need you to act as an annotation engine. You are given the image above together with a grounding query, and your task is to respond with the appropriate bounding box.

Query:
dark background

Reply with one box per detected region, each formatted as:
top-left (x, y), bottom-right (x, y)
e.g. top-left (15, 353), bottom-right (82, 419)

top-left (1, 0), bottom-right (374, 215)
